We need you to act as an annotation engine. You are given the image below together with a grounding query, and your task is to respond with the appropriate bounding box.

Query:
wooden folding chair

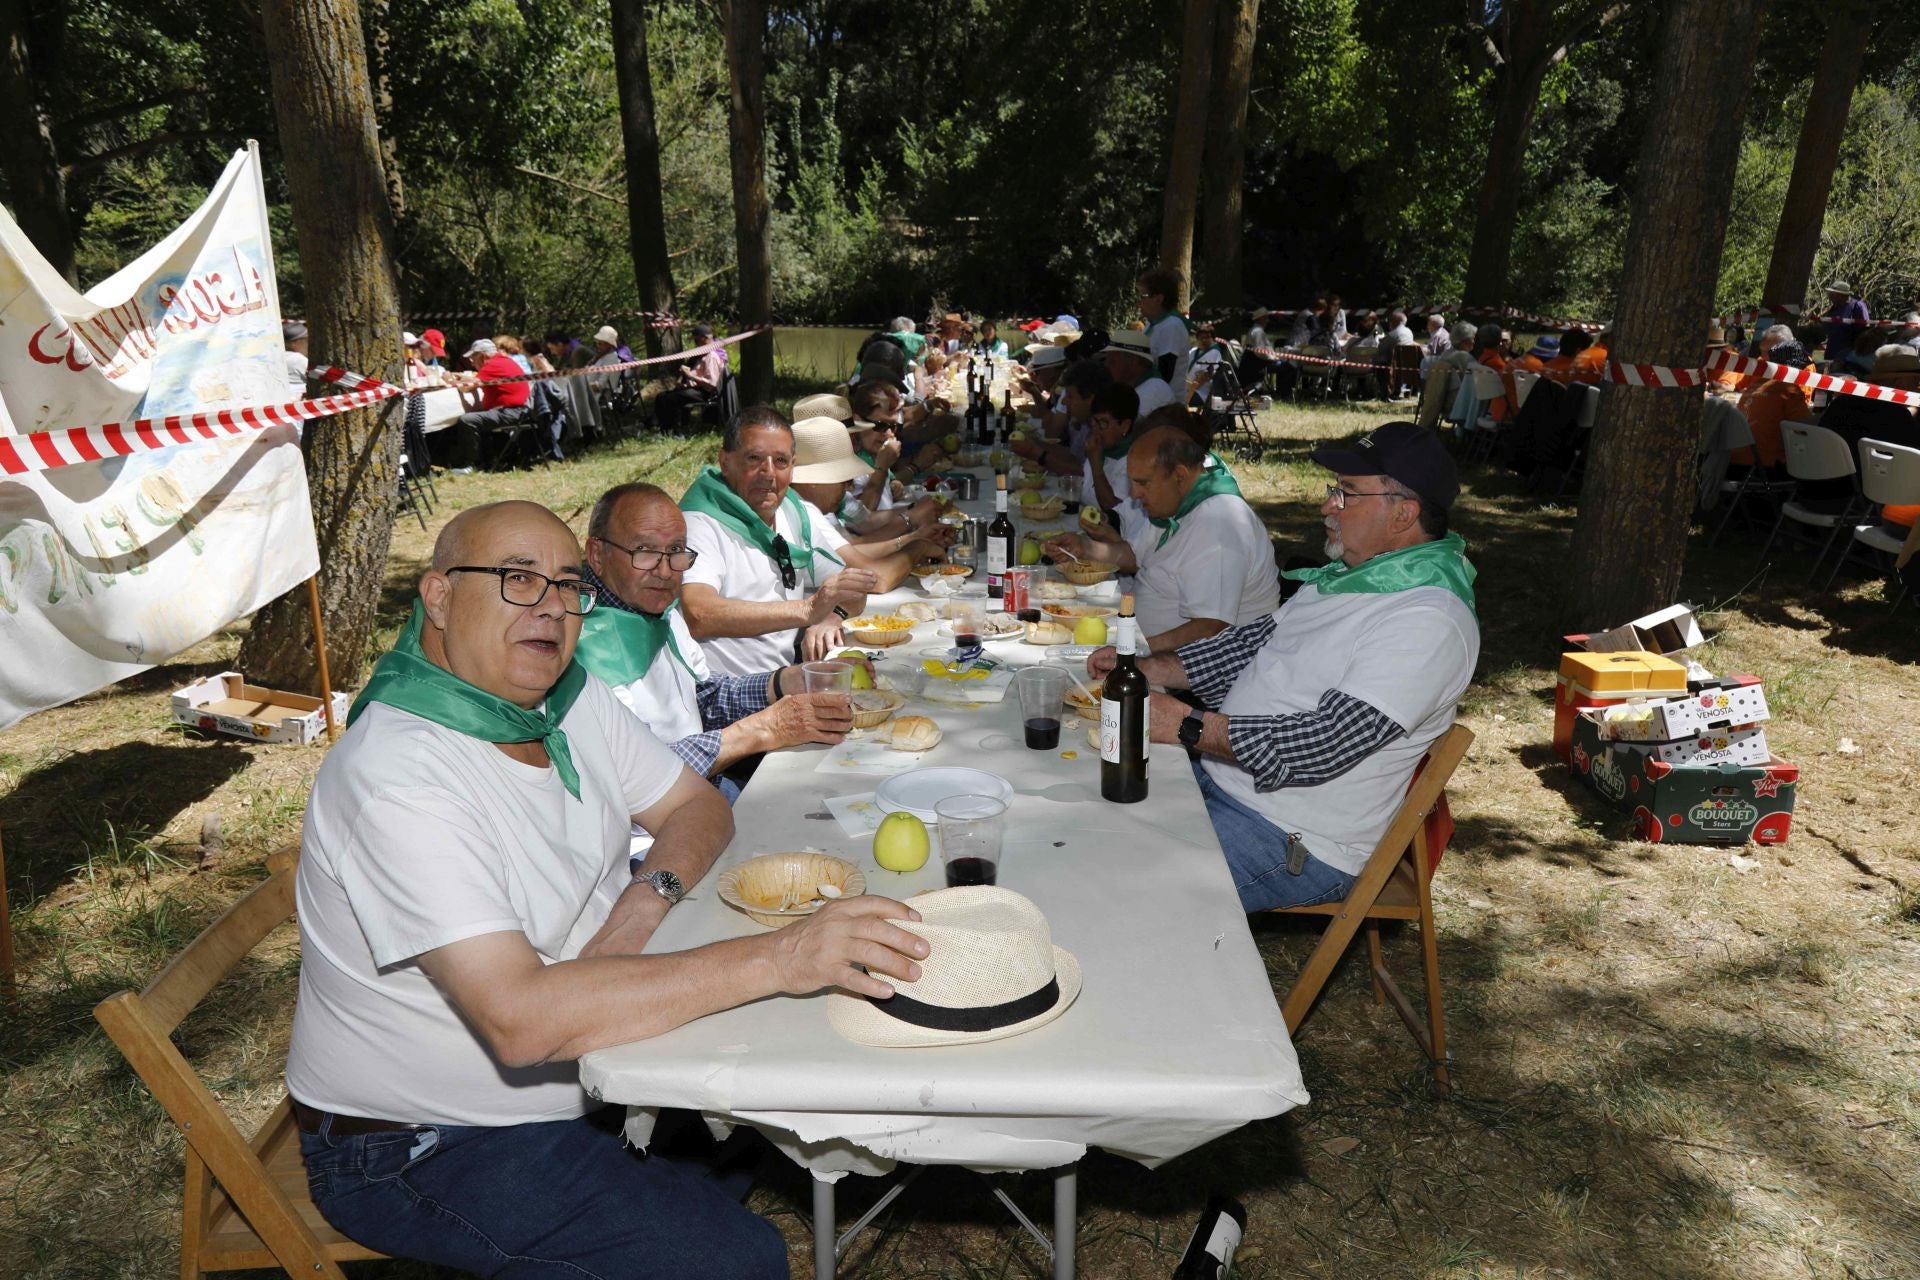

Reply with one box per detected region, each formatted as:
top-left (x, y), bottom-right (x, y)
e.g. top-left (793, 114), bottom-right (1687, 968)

top-left (93, 852), bottom-right (384, 1279)
top-left (1270, 724), bottom-right (1474, 1096)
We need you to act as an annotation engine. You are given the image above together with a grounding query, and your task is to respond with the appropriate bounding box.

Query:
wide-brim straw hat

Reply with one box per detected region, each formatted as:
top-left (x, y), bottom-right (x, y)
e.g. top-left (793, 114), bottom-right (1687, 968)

top-left (793, 392), bottom-right (853, 422)
top-left (1025, 344), bottom-right (1067, 368)
top-left (594, 324), bottom-right (620, 345)
top-left (827, 886), bottom-right (1082, 1048)
top-left (1824, 281), bottom-right (1853, 296)
top-left (1098, 330), bottom-right (1154, 362)
top-left (790, 416), bottom-right (872, 484)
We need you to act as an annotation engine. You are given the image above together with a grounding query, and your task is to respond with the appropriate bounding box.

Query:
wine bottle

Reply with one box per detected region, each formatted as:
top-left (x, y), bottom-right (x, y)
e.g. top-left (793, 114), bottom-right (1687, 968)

top-left (986, 474), bottom-right (1015, 600)
top-left (1100, 594), bottom-right (1148, 803)
top-left (1170, 1196), bottom-right (1247, 1279)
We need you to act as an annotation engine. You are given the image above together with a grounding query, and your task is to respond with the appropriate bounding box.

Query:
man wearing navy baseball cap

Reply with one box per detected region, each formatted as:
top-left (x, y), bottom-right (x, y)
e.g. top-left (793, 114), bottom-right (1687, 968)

top-left (1087, 421), bottom-right (1481, 910)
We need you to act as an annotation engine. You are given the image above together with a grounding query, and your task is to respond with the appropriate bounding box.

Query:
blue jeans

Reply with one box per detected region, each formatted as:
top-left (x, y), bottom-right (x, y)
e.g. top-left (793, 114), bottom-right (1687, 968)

top-left (299, 1108), bottom-right (787, 1279)
top-left (1193, 759), bottom-right (1356, 912)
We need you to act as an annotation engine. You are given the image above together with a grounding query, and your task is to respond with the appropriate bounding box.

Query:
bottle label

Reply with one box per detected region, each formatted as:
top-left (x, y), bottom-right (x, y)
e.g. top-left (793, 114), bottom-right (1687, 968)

top-left (988, 543), bottom-right (1009, 575)
top-left (1198, 1215), bottom-right (1242, 1272)
top-left (1100, 698), bottom-right (1121, 763)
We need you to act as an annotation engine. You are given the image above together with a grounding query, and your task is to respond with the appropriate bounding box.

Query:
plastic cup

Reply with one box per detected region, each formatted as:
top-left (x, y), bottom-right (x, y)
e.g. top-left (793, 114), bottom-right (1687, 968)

top-left (1013, 667), bottom-right (1068, 750)
top-left (935, 794), bottom-right (1007, 886)
top-left (801, 661), bottom-right (853, 695)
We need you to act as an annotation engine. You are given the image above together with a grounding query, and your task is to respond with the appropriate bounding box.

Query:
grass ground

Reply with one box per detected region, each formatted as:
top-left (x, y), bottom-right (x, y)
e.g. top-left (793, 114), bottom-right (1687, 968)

top-left (1, 397), bottom-right (1916, 1279)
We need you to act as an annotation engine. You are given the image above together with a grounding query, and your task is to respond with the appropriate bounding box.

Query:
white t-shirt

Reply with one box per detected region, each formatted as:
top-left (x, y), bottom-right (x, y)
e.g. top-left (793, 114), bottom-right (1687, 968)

top-left (1133, 374), bottom-right (1176, 419)
top-left (287, 678), bottom-right (685, 1127)
top-left (1132, 494), bottom-right (1278, 641)
top-left (682, 497), bottom-right (850, 676)
top-left (602, 609), bottom-right (716, 858)
top-left (1082, 450), bottom-right (1149, 544)
top-left (1146, 312), bottom-right (1189, 371)
top-left (1203, 585), bottom-right (1479, 877)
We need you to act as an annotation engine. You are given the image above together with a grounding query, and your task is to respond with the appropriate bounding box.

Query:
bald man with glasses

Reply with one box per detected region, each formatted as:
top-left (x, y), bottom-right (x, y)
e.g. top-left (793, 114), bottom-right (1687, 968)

top-left (575, 481), bottom-right (862, 818)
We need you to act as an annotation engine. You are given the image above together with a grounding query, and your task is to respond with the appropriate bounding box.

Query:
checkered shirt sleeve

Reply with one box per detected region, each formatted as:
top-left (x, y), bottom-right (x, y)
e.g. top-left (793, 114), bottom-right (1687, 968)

top-left (668, 673), bottom-right (775, 777)
top-left (1223, 688), bottom-right (1405, 794)
top-left (1177, 613), bottom-right (1278, 709)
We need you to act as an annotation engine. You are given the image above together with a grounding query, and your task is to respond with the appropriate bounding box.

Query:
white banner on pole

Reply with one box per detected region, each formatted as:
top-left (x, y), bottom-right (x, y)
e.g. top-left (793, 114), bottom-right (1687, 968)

top-left (0, 147), bottom-right (319, 730)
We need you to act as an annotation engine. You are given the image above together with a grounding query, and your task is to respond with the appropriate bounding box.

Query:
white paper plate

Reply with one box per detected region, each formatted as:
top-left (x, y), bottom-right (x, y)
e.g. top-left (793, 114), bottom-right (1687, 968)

top-left (874, 767), bottom-right (1016, 823)
top-left (939, 613), bottom-right (1022, 641)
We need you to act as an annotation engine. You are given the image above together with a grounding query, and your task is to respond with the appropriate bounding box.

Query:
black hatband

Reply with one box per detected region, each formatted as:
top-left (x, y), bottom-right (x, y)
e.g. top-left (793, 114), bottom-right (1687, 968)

top-left (868, 977), bottom-right (1060, 1034)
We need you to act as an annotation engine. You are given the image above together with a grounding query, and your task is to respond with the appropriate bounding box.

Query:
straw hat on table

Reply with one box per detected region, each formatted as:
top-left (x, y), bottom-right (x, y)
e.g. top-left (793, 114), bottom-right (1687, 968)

top-left (827, 886), bottom-right (1082, 1048)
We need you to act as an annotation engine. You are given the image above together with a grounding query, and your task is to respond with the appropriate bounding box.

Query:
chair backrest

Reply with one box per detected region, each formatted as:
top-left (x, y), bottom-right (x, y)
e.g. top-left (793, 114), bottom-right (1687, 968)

top-left (1470, 365), bottom-right (1504, 400)
top-left (1780, 422), bottom-right (1856, 482)
top-left (1856, 437), bottom-right (1920, 506)
top-left (1572, 383), bottom-right (1601, 429)
top-left (1365, 724), bottom-right (1474, 882)
top-left (93, 853), bottom-right (353, 1279)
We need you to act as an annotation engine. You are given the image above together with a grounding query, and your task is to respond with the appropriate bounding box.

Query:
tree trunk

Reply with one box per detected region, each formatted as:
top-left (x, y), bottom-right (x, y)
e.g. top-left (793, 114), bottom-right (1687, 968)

top-left (1459, 1), bottom-right (1558, 311)
top-left (362, 0), bottom-right (407, 222)
top-left (610, 0), bottom-right (678, 359)
top-left (1759, 2), bottom-right (1872, 309)
top-left (1199, 0), bottom-right (1258, 313)
top-left (722, 0), bottom-right (773, 405)
top-left (1157, 0), bottom-right (1216, 313)
top-left (0, 0), bottom-right (74, 283)
top-left (1568, 0), bottom-right (1762, 628)
top-left (240, 0), bottom-right (405, 691)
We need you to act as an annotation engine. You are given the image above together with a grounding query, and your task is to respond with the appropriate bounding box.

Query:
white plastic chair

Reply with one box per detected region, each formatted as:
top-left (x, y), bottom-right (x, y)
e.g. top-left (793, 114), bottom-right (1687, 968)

top-left (1757, 422), bottom-right (1860, 580)
top-left (1822, 438), bottom-right (1920, 598)
top-left (1512, 369), bottom-right (1539, 408)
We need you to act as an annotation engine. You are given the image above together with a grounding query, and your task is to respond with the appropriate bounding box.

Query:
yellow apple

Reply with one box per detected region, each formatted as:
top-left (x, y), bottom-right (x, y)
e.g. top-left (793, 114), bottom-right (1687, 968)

top-left (873, 811), bottom-right (930, 873)
top-left (834, 652), bottom-right (875, 689)
top-left (1073, 615), bottom-right (1107, 645)
top-left (1019, 539), bottom-right (1043, 566)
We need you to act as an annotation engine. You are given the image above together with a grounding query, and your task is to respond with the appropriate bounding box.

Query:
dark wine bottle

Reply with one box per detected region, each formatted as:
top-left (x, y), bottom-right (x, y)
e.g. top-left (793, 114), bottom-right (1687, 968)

top-left (1100, 593), bottom-right (1148, 803)
top-left (986, 474), bottom-right (1015, 600)
top-left (1170, 1196), bottom-right (1247, 1279)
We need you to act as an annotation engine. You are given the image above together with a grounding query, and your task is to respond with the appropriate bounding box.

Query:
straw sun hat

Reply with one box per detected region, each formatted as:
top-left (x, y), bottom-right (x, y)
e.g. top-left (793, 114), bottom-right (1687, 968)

top-left (790, 416), bottom-right (872, 484)
top-left (827, 886), bottom-right (1082, 1048)
top-left (793, 392), bottom-right (853, 422)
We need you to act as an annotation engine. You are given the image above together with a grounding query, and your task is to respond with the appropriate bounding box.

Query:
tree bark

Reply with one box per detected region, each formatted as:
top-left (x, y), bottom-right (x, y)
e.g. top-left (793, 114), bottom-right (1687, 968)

top-left (610, 0), bottom-right (679, 360)
top-left (0, 0), bottom-right (74, 283)
top-left (1568, 0), bottom-right (1762, 629)
top-left (1459, 1), bottom-right (1559, 311)
top-left (240, 0), bottom-right (406, 691)
top-left (1158, 0), bottom-right (1215, 313)
top-left (723, 0), bottom-right (773, 405)
top-left (1759, 2), bottom-right (1872, 310)
top-left (1200, 0), bottom-right (1258, 313)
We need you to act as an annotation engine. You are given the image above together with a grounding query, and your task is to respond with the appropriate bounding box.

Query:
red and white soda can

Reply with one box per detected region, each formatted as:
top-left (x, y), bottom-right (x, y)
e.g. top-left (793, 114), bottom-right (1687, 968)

top-left (1004, 568), bottom-right (1030, 613)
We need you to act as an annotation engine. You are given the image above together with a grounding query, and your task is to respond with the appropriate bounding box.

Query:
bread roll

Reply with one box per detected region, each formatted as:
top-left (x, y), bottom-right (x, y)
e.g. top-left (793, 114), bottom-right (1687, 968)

top-left (884, 715), bottom-right (942, 752)
top-left (1023, 621), bottom-right (1072, 644)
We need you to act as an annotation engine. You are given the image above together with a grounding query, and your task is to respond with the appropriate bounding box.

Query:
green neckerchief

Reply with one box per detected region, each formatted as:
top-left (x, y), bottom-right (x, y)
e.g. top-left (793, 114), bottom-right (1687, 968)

top-left (348, 600), bottom-right (587, 798)
top-left (1101, 432), bottom-right (1138, 464)
top-left (680, 466), bottom-right (845, 576)
top-left (1282, 532), bottom-right (1478, 612)
top-left (571, 597), bottom-right (696, 688)
top-left (856, 448), bottom-right (876, 466)
top-left (1148, 310), bottom-right (1192, 336)
top-left (1150, 455), bottom-right (1243, 548)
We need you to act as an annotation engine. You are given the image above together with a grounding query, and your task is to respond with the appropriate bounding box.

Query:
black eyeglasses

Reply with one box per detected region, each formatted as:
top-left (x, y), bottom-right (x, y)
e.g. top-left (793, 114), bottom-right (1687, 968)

top-left (447, 566), bottom-right (597, 615)
top-left (768, 534), bottom-right (798, 589)
top-left (593, 535), bottom-right (698, 572)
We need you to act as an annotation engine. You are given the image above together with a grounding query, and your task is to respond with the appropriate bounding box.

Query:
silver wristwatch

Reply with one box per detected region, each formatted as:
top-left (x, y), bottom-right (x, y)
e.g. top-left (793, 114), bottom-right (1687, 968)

top-left (633, 867), bottom-right (685, 906)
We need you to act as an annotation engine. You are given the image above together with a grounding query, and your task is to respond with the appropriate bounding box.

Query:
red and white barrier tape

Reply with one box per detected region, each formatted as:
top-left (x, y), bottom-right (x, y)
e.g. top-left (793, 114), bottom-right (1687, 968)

top-left (0, 329), bottom-right (766, 476)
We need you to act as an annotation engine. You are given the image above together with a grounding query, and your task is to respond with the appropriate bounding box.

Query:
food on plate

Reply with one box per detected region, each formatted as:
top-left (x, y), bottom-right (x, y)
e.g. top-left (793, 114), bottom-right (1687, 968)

top-left (1073, 615), bottom-right (1108, 645)
top-left (719, 852), bottom-right (866, 928)
top-left (916, 563), bottom-right (974, 579)
top-left (847, 614), bottom-right (913, 631)
top-left (1033, 580), bottom-right (1079, 601)
top-left (851, 689), bottom-right (905, 728)
top-left (894, 601), bottom-right (940, 623)
top-left (1023, 620), bottom-right (1073, 644)
top-left (881, 715), bottom-right (943, 752)
top-left (872, 811), bottom-right (931, 873)
top-left (1041, 602), bottom-right (1118, 620)
top-left (1018, 493), bottom-right (1063, 519)
top-left (1063, 684), bottom-right (1100, 715)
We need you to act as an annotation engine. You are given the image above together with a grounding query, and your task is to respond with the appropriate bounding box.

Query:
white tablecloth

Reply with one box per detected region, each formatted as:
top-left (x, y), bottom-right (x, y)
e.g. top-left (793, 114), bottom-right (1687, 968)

top-left (579, 468), bottom-right (1307, 1180)
top-left (417, 386), bottom-right (466, 434)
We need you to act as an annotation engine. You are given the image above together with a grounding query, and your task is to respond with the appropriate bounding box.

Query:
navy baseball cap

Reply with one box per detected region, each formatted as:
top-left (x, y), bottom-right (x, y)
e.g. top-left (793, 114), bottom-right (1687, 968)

top-left (1310, 421), bottom-right (1459, 512)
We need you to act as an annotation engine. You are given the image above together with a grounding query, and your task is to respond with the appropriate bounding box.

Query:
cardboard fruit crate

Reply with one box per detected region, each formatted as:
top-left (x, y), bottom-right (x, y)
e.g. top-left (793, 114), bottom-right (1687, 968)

top-left (171, 672), bottom-right (348, 746)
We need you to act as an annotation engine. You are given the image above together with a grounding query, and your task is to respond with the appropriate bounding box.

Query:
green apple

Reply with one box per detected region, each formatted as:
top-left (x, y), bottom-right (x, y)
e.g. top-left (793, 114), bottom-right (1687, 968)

top-left (1019, 538), bottom-right (1042, 566)
top-left (1073, 615), bottom-right (1108, 645)
top-left (942, 433), bottom-right (960, 452)
top-left (834, 652), bottom-right (875, 689)
top-left (1079, 506), bottom-right (1102, 528)
top-left (873, 811), bottom-right (930, 873)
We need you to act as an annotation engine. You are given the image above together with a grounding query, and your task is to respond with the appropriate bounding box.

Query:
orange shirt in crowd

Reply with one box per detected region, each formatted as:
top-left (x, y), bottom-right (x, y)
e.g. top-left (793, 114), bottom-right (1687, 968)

top-left (1734, 380), bottom-right (1810, 468)
top-left (1572, 338), bottom-right (1609, 383)
top-left (1886, 505), bottom-right (1918, 527)
top-left (1480, 350), bottom-right (1513, 421)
